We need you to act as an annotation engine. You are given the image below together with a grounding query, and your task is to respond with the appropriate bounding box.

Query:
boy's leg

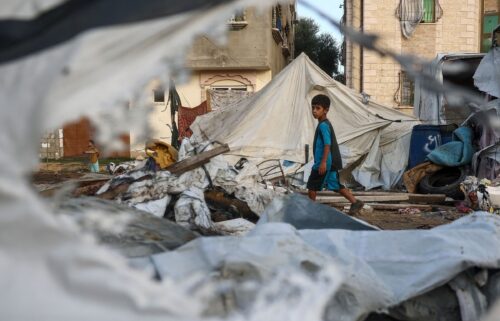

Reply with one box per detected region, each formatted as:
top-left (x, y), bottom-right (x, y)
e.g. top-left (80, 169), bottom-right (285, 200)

top-left (339, 187), bottom-right (356, 204)
top-left (339, 187), bottom-right (364, 215)
top-left (306, 169), bottom-right (323, 201)
top-left (327, 172), bottom-right (364, 215)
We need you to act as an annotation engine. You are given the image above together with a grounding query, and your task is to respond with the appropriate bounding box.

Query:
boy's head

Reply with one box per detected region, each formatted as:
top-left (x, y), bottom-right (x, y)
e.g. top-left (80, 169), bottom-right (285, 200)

top-left (311, 94), bottom-right (330, 119)
top-left (88, 139), bottom-right (95, 147)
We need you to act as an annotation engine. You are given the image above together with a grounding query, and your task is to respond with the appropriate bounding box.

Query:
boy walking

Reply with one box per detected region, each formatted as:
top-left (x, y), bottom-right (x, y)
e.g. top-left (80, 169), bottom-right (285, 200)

top-left (307, 94), bottom-right (364, 215)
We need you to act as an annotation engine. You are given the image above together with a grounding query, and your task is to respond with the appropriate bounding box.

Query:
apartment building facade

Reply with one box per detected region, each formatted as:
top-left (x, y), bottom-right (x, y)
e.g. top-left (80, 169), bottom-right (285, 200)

top-left (344, 0), bottom-right (498, 111)
top-left (133, 3), bottom-right (296, 155)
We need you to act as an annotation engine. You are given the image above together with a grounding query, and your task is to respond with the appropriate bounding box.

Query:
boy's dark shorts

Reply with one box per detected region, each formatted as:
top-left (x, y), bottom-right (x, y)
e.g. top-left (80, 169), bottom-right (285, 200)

top-left (307, 169), bottom-right (345, 192)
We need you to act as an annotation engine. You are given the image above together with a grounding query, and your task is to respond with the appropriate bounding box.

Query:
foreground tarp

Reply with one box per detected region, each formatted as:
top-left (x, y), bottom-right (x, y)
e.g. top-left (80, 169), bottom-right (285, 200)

top-left (191, 54), bottom-right (420, 190)
top-left (151, 211), bottom-right (500, 320)
top-left (0, 1), bottom-right (297, 320)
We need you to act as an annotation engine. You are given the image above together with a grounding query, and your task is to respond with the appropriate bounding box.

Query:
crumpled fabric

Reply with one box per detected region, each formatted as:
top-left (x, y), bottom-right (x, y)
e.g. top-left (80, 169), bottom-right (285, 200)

top-left (174, 187), bottom-right (216, 233)
top-left (403, 161), bottom-right (443, 193)
top-left (212, 160), bottom-right (282, 214)
top-left (427, 127), bottom-right (474, 166)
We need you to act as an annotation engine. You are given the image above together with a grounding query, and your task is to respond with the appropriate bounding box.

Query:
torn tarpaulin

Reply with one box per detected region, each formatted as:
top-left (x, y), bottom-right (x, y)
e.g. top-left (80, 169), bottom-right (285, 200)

top-left (149, 212), bottom-right (500, 321)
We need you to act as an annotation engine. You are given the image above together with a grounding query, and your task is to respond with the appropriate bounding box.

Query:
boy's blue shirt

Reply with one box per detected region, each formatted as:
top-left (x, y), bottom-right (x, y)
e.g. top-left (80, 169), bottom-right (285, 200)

top-left (312, 121), bottom-right (332, 170)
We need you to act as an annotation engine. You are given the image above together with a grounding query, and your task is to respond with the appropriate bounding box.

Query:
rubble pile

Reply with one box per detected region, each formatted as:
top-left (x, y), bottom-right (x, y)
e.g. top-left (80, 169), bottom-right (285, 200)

top-left (93, 139), bottom-right (286, 235)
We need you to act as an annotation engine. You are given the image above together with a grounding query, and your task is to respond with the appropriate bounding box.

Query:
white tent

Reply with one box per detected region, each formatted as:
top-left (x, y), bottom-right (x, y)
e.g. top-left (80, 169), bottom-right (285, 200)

top-left (192, 53), bottom-right (420, 190)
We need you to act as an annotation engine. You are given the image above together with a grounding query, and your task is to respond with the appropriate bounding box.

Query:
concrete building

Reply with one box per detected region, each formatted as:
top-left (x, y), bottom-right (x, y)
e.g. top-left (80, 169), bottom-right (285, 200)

top-left (344, 0), bottom-right (497, 112)
top-left (132, 3), bottom-right (297, 156)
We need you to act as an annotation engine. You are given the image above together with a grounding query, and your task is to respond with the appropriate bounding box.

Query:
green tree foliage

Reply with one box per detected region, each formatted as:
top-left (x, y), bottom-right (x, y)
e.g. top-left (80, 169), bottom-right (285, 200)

top-left (294, 18), bottom-right (341, 80)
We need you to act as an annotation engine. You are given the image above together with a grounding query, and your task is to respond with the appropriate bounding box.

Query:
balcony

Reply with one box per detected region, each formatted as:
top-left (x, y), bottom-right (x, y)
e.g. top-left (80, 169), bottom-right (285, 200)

top-left (227, 11), bottom-right (248, 30)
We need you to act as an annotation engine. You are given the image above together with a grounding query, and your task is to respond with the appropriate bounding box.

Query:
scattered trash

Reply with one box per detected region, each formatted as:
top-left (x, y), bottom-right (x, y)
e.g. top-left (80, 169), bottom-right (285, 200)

top-left (90, 140), bottom-right (286, 235)
top-left (460, 176), bottom-right (493, 212)
top-left (145, 139), bottom-right (178, 169)
top-left (398, 207), bottom-right (421, 215)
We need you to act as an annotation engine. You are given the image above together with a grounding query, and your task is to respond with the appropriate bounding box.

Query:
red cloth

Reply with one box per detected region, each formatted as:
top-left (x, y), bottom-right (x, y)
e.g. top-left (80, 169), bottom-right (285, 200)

top-left (178, 101), bottom-right (209, 139)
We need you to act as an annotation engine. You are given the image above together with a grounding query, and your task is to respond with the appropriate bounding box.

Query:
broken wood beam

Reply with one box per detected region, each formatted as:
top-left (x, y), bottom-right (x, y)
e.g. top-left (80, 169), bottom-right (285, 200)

top-left (166, 144), bottom-right (230, 176)
top-left (334, 203), bottom-right (433, 211)
top-left (408, 194), bottom-right (446, 204)
top-left (316, 195), bottom-right (410, 203)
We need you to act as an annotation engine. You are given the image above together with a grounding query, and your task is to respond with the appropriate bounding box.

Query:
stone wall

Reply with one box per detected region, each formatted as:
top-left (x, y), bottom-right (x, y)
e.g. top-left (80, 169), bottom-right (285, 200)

top-left (485, 0), bottom-right (500, 12)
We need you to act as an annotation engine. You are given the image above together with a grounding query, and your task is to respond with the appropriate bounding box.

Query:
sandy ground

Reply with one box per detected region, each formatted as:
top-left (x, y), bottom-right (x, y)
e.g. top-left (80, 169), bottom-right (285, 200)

top-left (333, 206), bottom-right (465, 230)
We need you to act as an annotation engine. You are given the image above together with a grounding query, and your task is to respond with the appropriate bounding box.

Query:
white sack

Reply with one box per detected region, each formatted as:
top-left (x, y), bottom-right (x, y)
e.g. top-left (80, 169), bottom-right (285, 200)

top-left (174, 187), bottom-right (216, 232)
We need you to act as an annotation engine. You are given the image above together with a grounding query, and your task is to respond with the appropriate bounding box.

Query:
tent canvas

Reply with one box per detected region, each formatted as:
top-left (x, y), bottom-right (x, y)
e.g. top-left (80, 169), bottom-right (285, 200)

top-left (192, 53), bottom-right (420, 189)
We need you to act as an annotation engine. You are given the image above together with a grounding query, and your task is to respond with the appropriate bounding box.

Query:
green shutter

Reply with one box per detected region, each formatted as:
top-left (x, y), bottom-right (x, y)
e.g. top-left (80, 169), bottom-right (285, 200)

top-left (484, 15), bottom-right (499, 34)
top-left (422, 0), bottom-right (435, 23)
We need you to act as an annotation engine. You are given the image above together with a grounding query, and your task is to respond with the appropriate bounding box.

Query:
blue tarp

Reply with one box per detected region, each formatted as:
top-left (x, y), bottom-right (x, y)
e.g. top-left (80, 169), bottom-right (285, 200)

top-left (427, 127), bottom-right (474, 166)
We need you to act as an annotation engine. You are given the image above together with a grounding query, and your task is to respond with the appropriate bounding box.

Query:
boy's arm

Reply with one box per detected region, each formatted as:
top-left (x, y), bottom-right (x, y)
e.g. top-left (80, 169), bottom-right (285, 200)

top-left (319, 145), bottom-right (331, 175)
top-left (318, 123), bottom-right (332, 175)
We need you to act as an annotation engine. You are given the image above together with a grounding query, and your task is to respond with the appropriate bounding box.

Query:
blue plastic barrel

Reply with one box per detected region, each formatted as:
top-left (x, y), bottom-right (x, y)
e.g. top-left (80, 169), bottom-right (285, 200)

top-left (408, 124), bottom-right (457, 169)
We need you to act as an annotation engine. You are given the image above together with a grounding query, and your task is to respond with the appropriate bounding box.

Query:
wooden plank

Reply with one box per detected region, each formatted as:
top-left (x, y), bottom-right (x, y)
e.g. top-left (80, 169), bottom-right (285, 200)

top-left (408, 194), bottom-right (446, 204)
top-left (332, 203), bottom-right (433, 211)
top-left (166, 144), bottom-right (230, 175)
top-left (297, 190), bottom-right (407, 197)
top-left (316, 195), bottom-right (410, 203)
top-left (298, 190), bottom-right (446, 204)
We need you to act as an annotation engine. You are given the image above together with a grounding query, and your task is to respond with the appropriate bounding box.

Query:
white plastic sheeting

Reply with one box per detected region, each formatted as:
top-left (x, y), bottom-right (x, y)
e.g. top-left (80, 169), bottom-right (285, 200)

top-left (474, 47), bottom-right (500, 99)
top-left (151, 211), bottom-right (500, 321)
top-left (133, 197), bottom-right (171, 218)
top-left (0, 1), bottom-right (291, 320)
top-left (192, 54), bottom-right (419, 189)
top-left (175, 187), bottom-right (215, 232)
top-left (414, 53), bottom-right (486, 125)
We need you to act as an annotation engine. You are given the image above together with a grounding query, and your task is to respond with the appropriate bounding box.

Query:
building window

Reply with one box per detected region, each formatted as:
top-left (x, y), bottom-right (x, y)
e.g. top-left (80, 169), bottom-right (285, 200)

top-left (153, 89), bottom-right (165, 103)
top-left (422, 0), bottom-right (435, 23)
top-left (396, 71), bottom-right (415, 106)
top-left (482, 14), bottom-right (500, 52)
